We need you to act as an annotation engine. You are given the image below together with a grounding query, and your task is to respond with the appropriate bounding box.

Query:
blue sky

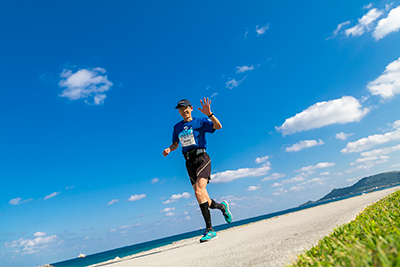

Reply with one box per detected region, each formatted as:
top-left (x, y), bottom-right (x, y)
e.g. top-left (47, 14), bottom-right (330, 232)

top-left (1, 0), bottom-right (400, 266)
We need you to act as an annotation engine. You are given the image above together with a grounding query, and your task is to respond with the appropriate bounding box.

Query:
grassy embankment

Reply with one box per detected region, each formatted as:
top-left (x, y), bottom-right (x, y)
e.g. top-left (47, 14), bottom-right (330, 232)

top-left (289, 190), bottom-right (400, 267)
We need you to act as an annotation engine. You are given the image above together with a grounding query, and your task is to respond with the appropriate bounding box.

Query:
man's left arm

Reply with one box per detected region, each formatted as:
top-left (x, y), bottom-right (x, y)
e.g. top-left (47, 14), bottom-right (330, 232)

top-left (198, 97), bottom-right (222, 130)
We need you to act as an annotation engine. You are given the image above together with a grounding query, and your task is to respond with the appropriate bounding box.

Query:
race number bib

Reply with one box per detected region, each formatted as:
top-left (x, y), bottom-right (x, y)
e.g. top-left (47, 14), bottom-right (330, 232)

top-left (178, 128), bottom-right (196, 147)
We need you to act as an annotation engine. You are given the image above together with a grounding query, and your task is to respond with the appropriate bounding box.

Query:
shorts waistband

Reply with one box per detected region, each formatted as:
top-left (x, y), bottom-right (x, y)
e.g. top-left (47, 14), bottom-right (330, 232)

top-left (184, 148), bottom-right (205, 161)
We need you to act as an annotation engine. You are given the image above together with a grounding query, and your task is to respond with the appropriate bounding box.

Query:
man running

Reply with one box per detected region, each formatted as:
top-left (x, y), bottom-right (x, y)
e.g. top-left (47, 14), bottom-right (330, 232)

top-left (163, 97), bottom-right (233, 243)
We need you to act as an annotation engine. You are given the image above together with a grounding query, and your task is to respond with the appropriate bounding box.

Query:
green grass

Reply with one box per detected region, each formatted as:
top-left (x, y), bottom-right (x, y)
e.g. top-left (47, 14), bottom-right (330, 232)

top-left (288, 190), bottom-right (400, 267)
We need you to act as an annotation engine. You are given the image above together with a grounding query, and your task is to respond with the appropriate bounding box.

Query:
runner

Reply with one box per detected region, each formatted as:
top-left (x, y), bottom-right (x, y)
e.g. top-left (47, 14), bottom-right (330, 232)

top-left (163, 97), bottom-right (233, 242)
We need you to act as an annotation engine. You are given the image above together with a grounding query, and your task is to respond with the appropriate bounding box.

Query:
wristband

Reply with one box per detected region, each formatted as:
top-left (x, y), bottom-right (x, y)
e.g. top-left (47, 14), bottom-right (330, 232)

top-left (208, 113), bottom-right (214, 118)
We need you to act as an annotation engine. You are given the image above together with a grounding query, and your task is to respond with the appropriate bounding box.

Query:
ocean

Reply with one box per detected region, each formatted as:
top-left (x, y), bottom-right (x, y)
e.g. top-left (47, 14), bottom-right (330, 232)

top-left (50, 189), bottom-right (380, 267)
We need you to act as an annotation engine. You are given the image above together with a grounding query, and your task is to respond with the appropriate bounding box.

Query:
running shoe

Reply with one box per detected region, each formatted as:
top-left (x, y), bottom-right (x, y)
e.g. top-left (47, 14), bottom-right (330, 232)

top-left (221, 201), bottom-right (233, 223)
top-left (200, 229), bottom-right (218, 243)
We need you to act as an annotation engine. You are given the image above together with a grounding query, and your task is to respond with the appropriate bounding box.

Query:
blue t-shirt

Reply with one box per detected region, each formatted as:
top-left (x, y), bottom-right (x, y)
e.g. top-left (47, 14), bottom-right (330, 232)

top-left (172, 117), bottom-right (215, 154)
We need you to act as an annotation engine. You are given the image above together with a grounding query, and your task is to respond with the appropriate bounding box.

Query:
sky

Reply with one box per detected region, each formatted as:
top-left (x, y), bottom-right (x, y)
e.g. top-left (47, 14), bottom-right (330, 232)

top-left (1, 0), bottom-right (400, 266)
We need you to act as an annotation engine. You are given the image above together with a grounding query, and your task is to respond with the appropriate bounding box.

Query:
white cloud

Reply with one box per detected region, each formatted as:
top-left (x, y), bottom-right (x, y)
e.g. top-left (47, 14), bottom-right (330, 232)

top-left (127, 194), bottom-right (146, 202)
top-left (165, 212), bottom-right (175, 217)
top-left (286, 139), bottom-right (324, 152)
top-left (346, 177), bottom-right (359, 182)
top-left (273, 188), bottom-right (287, 196)
top-left (211, 92), bottom-right (218, 97)
top-left (236, 65), bottom-right (255, 73)
top-left (361, 144), bottom-right (400, 157)
top-left (363, 3), bottom-right (373, 9)
top-left (226, 76), bottom-right (247, 89)
top-left (34, 232), bottom-right (46, 238)
top-left (5, 233), bottom-right (59, 255)
top-left (327, 21), bottom-right (350, 39)
top-left (163, 192), bottom-right (191, 204)
top-left (256, 24), bottom-right (269, 35)
top-left (261, 173), bottom-right (286, 182)
top-left (246, 185), bottom-right (260, 191)
top-left (392, 163), bottom-right (400, 167)
top-left (255, 155), bottom-right (270, 164)
top-left (210, 165), bottom-right (271, 183)
top-left (341, 128), bottom-right (400, 154)
top-left (345, 8), bottom-right (383, 37)
top-left (351, 155), bottom-right (390, 165)
top-left (43, 192), bottom-right (60, 200)
top-left (336, 132), bottom-right (354, 140)
top-left (107, 199), bottom-right (119, 206)
top-left (276, 96), bottom-right (369, 136)
top-left (289, 177), bottom-right (328, 192)
top-left (320, 172), bottom-right (330, 176)
top-left (9, 197), bottom-right (33, 205)
top-left (59, 67), bottom-right (113, 105)
top-left (161, 207), bottom-right (175, 213)
top-left (271, 173), bottom-right (308, 187)
top-left (294, 162), bottom-right (335, 172)
top-left (151, 178), bottom-right (159, 184)
top-left (367, 57), bottom-right (400, 99)
top-left (373, 5), bottom-right (400, 40)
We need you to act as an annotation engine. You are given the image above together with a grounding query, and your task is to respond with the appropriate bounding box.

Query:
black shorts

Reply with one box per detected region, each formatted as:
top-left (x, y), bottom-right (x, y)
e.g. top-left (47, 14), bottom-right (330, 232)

top-left (185, 152), bottom-right (211, 185)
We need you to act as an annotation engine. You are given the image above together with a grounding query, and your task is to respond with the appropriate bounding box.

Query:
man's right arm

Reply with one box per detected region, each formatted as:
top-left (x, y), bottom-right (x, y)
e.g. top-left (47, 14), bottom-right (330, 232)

top-left (163, 142), bottom-right (179, 157)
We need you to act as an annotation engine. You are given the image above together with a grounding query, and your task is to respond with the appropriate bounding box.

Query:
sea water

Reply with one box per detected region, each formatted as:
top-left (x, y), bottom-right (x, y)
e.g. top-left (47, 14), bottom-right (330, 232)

top-left (51, 190), bottom-right (380, 267)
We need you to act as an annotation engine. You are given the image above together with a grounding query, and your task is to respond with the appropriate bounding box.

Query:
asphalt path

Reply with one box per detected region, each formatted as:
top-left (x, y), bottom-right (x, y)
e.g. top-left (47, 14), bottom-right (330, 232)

top-left (91, 186), bottom-right (400, 267)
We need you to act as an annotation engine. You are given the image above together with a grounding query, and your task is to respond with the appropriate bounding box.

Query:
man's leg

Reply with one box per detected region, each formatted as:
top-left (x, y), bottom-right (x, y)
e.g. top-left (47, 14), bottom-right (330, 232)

top-left (193, 177), bottom-right (212, 230)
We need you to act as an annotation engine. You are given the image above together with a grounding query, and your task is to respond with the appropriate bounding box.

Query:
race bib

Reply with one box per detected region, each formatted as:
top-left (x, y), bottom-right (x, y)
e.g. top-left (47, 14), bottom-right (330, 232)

top-left (179, 127), bottom-right (196, 147)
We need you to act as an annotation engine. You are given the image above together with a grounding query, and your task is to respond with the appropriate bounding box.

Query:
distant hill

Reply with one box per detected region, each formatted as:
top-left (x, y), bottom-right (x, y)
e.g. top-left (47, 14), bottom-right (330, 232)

top-left (300, 171), bottom-right (400, 207)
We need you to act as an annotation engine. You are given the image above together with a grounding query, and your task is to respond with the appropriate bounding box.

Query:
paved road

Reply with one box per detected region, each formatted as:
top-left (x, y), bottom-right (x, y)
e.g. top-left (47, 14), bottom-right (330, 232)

top-left (92, 186), bottom-right (399, 267)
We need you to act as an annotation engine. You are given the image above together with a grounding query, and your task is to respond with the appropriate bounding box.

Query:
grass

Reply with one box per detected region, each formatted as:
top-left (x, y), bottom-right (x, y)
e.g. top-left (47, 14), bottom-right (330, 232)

top-left (288, 190), bottom-right (400, 267)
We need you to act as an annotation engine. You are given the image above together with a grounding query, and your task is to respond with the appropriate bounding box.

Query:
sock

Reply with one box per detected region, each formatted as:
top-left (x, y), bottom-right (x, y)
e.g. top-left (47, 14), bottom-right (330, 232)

top-left (210, 199), bottom-right (224, 211)
top-left (199, 202), bottom-right (213, 230)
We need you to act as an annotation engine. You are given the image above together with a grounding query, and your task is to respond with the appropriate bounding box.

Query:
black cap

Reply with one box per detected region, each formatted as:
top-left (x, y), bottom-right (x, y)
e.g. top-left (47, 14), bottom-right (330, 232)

top-left (175, 99), bottom-right (192, 109)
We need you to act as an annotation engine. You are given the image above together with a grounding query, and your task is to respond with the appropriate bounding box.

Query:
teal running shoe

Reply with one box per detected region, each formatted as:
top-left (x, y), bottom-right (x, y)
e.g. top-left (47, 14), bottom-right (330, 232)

top-left (221, 201), bottom-right (232, 223)
top-left (200, 229), bottom-right (218, 243)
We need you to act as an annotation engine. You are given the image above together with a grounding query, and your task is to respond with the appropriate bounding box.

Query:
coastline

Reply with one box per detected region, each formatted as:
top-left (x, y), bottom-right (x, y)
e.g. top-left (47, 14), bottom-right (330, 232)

top-left (87, 186), bottom-right (400, 267)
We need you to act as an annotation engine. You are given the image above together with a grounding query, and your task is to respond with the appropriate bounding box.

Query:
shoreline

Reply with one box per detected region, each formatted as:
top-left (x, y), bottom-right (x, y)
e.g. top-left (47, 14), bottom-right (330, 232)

top-left (88, 186), bottom-right (400, 267)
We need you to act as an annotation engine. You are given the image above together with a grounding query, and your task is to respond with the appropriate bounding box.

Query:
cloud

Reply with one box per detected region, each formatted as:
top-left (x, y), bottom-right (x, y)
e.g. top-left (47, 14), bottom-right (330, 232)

top-left (210, 164), bottom-right (271, 183)
top-left (341, 127), bottom-right (400, 154)
top-left (344, 159), bottom-right (388, 174)
top-left (256, 24), bottom-right (269, 35)
top-left (255, 155), bottom-right (270, 164)
top-left (261, 173), bottom-right (286, 182)
top-left (345, 8), bottom-right (383, 37)
top-left (294, 162), bottom-right (335, 172)
top-left (276, 96), bottom-right (369, 136)
top-left (9, 197), bottom-right (33, 205)
top-left (107, 199), bottom-right (119, 206)
top-left (271, 173), bottom-right (309, 187)
top-left (373, 5), bottom-right (400, 40)
top-left (285, 139), bottom-right (324, 152)
top-left (163, 192), bottom-right (190, 204)
top-left (273, 188), bottom-right (288, 196)
top-left (151, 178), bottom-right (159, 184)
top-left (127, 194), bottom-right (146, 202)
top-left (5, 233), bottom-right (59, 255)
top-left (226, 76), bottom-right (247, 89)
top-left (58, 67), bottom-right (113, 105)
top-left (236, 65), bottom-right (255, 73)
top-left (246, 185), bottom-right (260, 191)
top-left (336, 132), bottom-right (354, 140)
top-left (327, 21), bottom-right (350, 39)
top-left (289, 177), bottom-right (328, 192)
top-left (392, 163), bottom-right (400, 167)
top-left (43, 192), bottom-right (60, 200)
top-left (360, 144), bottom-right (400, 158)
top-left (165, 212), bottom-right (175, 216)
top-left (211, 92), bottom-right (218, 97)
top-left (367, 56), bottom-right (400, 99)
top-left (34, 232), bottom-right (46, 238)
top-left (351, 155), bottom-right (390, 165)
top-left (363, 3), bottom-right (373, 9)
top-left (161, 207), bottom-right (175, 213)
top-left (320, 172), bottom-right (330, 176)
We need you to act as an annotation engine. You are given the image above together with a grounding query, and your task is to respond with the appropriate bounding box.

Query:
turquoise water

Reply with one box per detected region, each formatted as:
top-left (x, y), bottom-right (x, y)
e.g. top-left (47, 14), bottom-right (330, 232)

top-left (51, 189), bottom-right (384, 267)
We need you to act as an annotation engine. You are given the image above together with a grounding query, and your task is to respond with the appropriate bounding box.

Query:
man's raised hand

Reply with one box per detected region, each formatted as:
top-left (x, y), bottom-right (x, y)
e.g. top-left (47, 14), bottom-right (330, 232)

top-left (198, 97), bottom-right (212, 116)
